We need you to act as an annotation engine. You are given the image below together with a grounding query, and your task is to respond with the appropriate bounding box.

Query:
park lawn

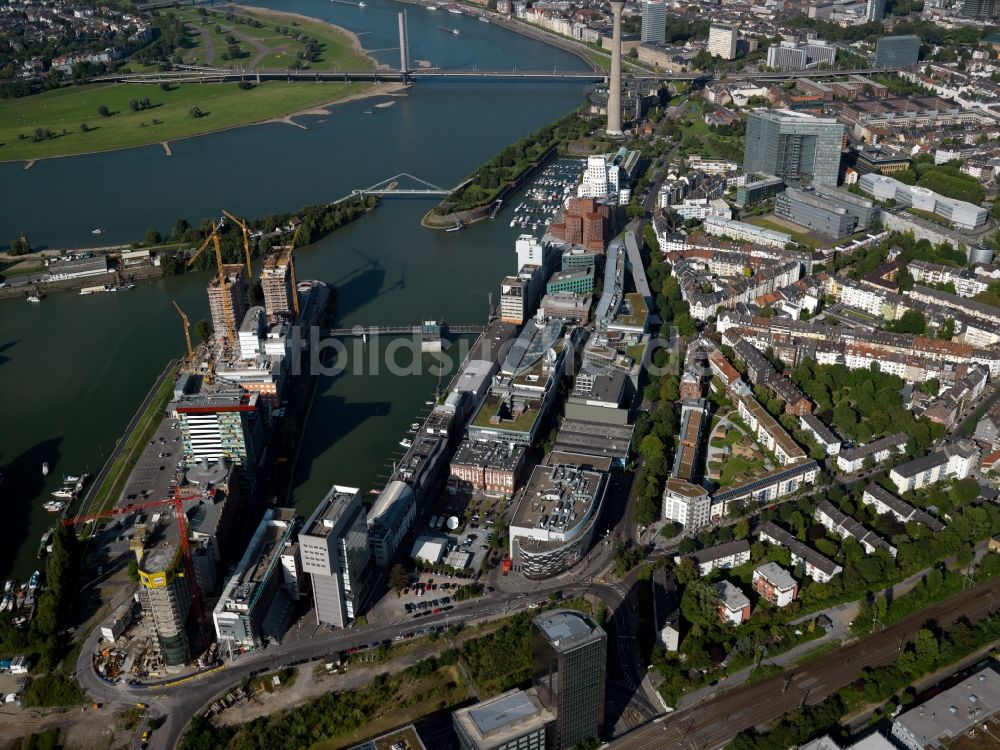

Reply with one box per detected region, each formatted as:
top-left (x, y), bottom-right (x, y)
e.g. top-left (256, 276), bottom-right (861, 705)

top-left (0, 80), bottom-right (370, 161)
top-left (174, 5), bottom-right (373, 72)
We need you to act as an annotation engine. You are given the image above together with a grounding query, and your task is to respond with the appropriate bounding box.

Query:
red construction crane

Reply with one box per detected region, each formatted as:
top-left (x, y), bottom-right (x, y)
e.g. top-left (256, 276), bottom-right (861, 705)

top-left (64, 487), bottom-right (209, 643)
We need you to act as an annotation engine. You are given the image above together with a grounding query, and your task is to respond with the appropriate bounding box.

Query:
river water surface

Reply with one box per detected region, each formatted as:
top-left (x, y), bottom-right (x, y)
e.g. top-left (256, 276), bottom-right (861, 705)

top-left (0, 0), bottom-right (590, 580)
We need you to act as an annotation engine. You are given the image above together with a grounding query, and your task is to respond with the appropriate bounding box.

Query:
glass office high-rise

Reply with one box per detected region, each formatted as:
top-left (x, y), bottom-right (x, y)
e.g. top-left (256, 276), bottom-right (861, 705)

top-left (743, 110), bottom-right (844, 188)
top-left (874, 35), bottom-right (920, 69)
top-left (866, 0), bottom-right (886, 21)
top-left (640, 0), bottom-right (666, 43)
top-left (532, 610), bottom-right (607, 750)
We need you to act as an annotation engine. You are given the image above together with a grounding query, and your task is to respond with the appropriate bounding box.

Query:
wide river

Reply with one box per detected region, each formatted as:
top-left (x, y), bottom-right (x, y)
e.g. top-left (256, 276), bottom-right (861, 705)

top-left (0, 0), bottom-right (590, 580)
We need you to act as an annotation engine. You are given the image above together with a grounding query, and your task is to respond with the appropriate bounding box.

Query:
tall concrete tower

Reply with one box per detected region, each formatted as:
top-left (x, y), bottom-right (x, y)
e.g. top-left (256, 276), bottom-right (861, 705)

top-left (607, 0), bottom-right (625, 136)
top-left (398, 11), bottom-right (409, 76)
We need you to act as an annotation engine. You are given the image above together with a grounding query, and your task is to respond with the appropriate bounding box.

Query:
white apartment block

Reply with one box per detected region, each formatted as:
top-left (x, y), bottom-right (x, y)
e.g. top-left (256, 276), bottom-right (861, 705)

top-left (707, 24), bottom-right (737, 60)
top-left (758, 522), bottom-right (843, 583)
top-left (703, 216), bottom-right (792, 249)
top-left (860, 483), bottom-right (945, 532)
top-left (889, 444), bottom-right (978, 493)
top-left (909, 260), bottom-right (988, 299)
top-left (836, 433), bottom-right (908, 473)
top-left (683, 540), bottom-right (751, 576)
top-left (837, 279), bottom-right (887, 316)
top-left (814, 500), bottom-right (897, 557)
top-left (662, 479), bottom-right (711, 529)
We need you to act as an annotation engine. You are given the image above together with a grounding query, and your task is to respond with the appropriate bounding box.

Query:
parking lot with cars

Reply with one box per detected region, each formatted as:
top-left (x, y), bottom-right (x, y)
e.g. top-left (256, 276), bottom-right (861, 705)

top-left (123, 420), bottom-right (184, 504)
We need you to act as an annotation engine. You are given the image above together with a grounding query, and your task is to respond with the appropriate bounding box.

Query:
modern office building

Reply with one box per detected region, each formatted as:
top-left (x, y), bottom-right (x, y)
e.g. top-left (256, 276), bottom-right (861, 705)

top-left (858, 174), bottom-right (988, 231)
top-left (874, 35), bottom-right (920, 69)
top-left (532, 610), bottom-right (607, 750)
top-left (735, 174), bottom-right (785, 207)
top-left (640, 0), bottom-right (666, 43)
top-left (171, 389), bottom-right (265, 488)
top-left (767, 43), bottom-right (806, 71)
top-left (212, 508), bottom-right (300, 651)
top-left (866, 0), bottom-right (886, 20)
top-left (260, 246), bottom-right (296, 325)
top-left (961, 0), bottom-right (997, 18)
top-left (708, 24), bottom-right (737, 60)
top-left (766, 40), bottom-right (836, 71)
top-left (207, 264), bottom-right (249, 340)
top-left (775, 186), bottom-right (880, 239)
top-left (509, 465), bottom-right (607, 579)
top-left (453, 688), bottom-right (556, 750)
top-left (546, 267), bottom-right (595, 295)
top-left (743, 110), bottom-right (844, 187)
top-left (298, 485), bottom-right (373, 628)
top-left (500, 270), bottom-right (538, 325)
top-left (892, 665), bottom-right (1000, 750)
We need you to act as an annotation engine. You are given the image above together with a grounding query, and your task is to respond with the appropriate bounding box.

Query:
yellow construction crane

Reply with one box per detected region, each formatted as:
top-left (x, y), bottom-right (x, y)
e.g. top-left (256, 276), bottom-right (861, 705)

top-left (172, 300), bottom-right (193, 360)
top-left (187, 222), bottom-right (236, 348)
top-left (289, 249), bottom-right (300, 319)
top-left (287, 224), bottom-right (305, 321)
top-left (221, 210), bottom-right (254, 280)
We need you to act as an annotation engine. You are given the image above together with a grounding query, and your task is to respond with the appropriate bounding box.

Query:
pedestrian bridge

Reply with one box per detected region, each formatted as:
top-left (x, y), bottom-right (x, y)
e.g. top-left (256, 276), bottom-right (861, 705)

top-left (322, 323), bottom-right (486, 337)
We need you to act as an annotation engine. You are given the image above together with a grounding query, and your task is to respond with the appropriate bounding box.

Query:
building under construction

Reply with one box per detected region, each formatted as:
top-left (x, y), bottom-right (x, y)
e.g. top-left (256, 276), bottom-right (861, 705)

top-left (207, 264), bottom-right (249, 340)
top-left (260, 247), bottom-right (296, 325)
top-left (133, 465), bottom-right (243, 669)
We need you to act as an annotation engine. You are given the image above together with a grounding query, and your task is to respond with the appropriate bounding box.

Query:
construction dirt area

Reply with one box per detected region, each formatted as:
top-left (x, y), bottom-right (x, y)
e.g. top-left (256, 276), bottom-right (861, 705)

top-left (0, 700), bottom-right (138, 750)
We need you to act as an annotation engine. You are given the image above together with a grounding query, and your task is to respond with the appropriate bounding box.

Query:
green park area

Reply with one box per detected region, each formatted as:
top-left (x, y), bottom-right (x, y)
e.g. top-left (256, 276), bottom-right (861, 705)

top-left (0, 80), bottom-right (368, 161)
top-left (166, 6), bottom-right (372, 71)
top-left (1, 5), bottom-right (376, 161)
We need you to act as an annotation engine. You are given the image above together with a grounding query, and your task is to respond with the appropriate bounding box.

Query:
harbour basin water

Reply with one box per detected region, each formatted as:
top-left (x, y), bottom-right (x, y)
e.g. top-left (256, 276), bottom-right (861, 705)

top-left (0, 0), bottom-right (591, 580)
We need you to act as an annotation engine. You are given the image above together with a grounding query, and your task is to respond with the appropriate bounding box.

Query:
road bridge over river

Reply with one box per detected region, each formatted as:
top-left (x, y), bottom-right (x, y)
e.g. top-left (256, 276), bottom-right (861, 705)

top-left (88, 66), bottom-right (898, 86)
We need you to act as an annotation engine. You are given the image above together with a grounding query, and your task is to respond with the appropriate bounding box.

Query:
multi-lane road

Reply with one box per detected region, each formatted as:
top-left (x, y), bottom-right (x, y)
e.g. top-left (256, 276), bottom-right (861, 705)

top-left (77, 575), bottom-right (647, 749)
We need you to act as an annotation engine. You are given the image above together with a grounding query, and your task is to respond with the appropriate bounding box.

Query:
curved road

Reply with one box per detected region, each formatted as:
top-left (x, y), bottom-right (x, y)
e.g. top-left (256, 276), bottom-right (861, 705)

top-left (76, 576), bottom-right (647, 749)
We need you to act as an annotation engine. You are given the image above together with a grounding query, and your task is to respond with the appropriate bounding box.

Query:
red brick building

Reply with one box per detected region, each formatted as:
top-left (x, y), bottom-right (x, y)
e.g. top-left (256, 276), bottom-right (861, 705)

top-left (549, 198), bottom-right (610, 252)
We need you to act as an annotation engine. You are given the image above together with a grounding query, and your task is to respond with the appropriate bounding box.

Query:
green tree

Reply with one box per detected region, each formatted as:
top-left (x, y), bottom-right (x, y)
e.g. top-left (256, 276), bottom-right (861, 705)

top-left (195, 318), bottom-right (212, 342)
top-left (9, 235), bottom-right (30, 255)
top-left (144, 229), bottom-right (162, 246)
top-left (388, 564), bottom-right (407, 596)
top-left (97, 104), bottom-right (111, 117)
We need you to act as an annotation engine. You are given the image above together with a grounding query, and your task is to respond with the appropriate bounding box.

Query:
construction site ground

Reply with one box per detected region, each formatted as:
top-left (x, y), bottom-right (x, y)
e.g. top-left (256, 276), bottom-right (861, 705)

top-left (0, 700), bottom-right (135, 750)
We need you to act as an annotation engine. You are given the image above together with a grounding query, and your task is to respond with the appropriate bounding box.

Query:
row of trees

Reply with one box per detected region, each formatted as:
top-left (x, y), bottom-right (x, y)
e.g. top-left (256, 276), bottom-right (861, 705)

top-left (440, 112), bottom-right (595, 212)
top-left (790, 360), bottom-right (944, 448)
top-left (732, 609), bottom-right (1000, 750)
top-left (183, 651), bottom-right (463, 750)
